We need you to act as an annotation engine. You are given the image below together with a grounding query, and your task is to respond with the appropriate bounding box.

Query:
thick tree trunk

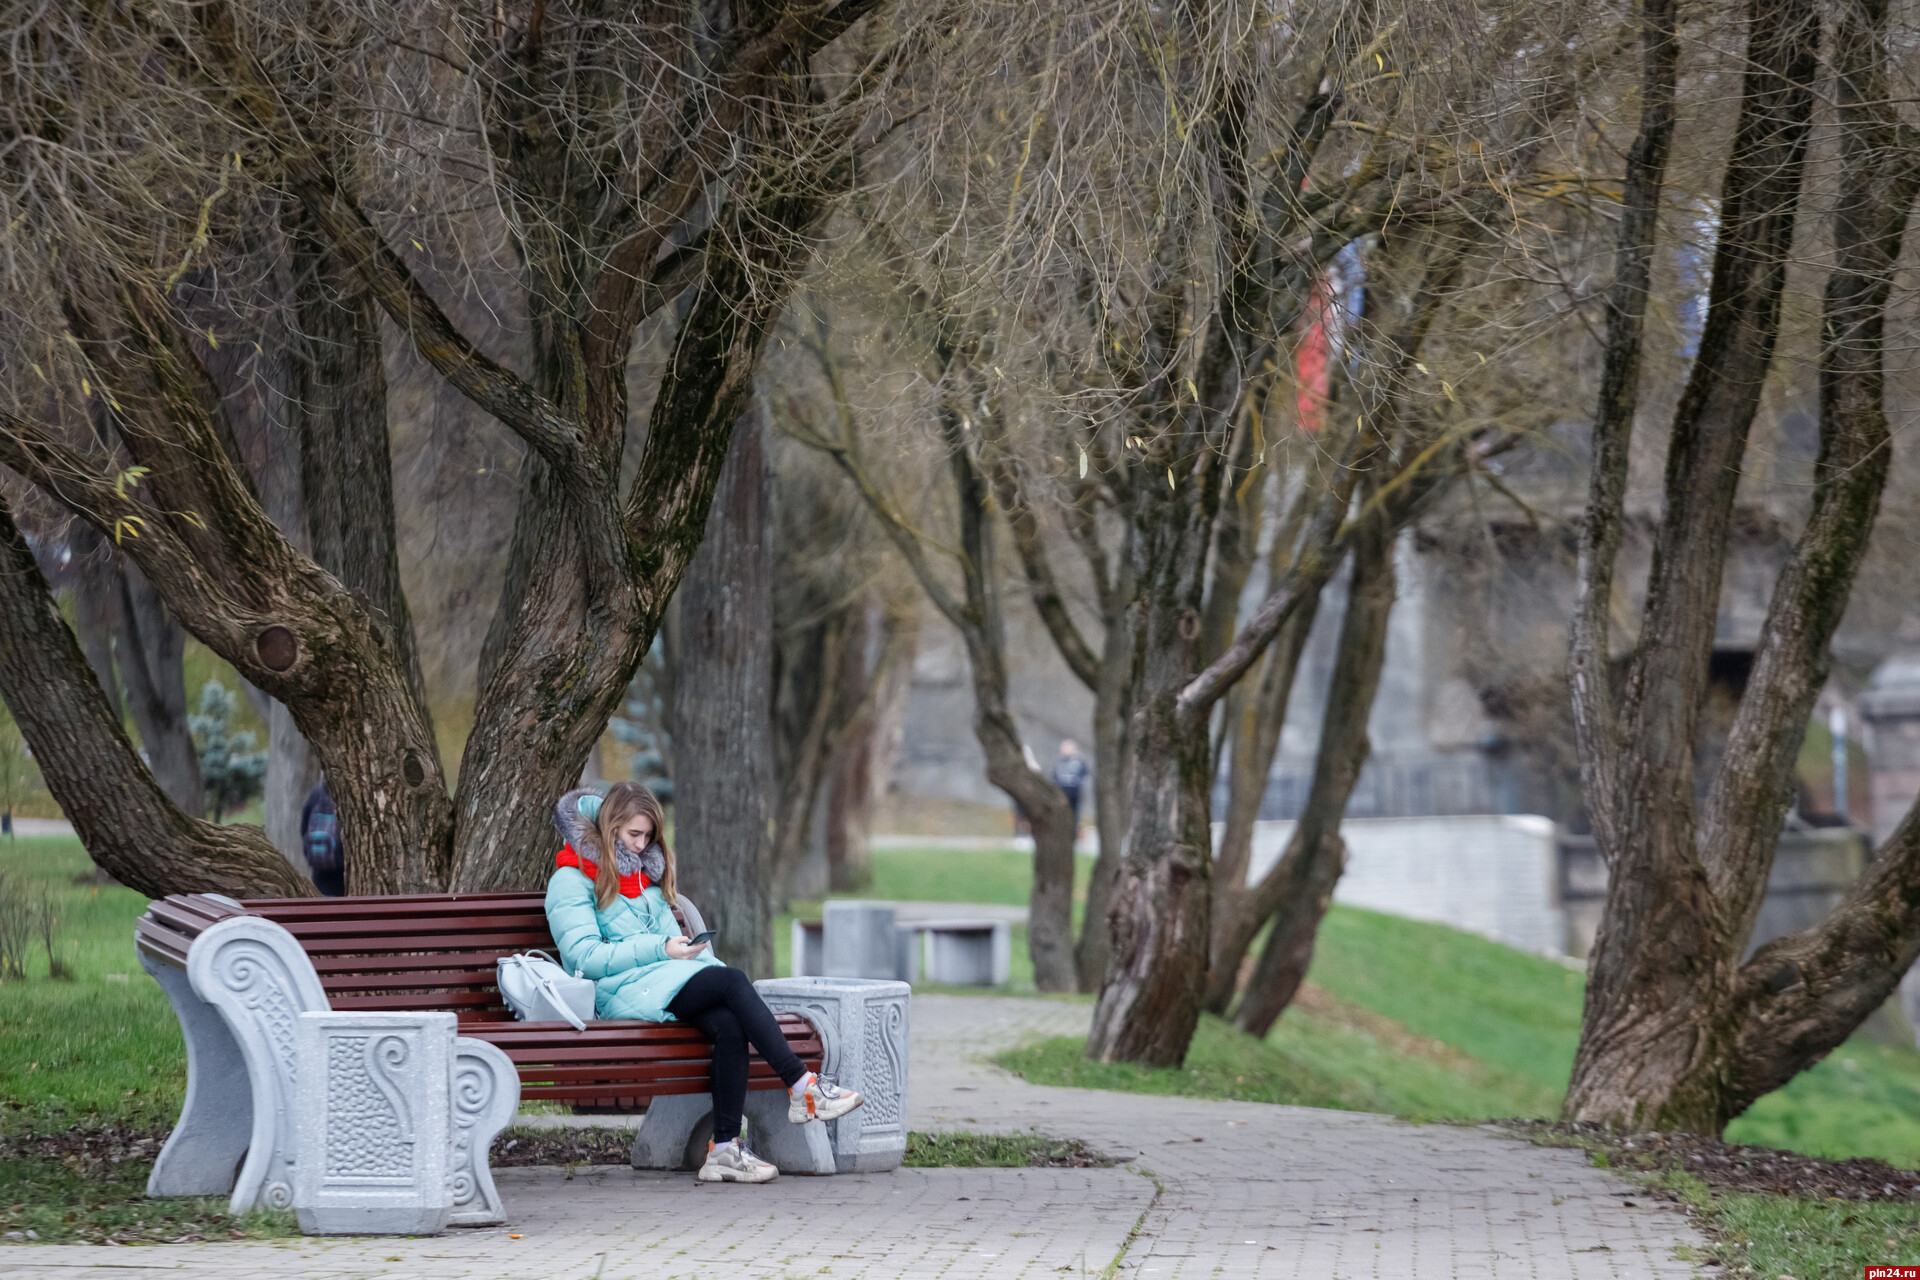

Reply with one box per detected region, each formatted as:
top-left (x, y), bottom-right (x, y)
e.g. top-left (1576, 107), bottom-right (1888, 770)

top-left (249, 331), bottom-right (319, 875)
top-left (448, 184), bottom-right (833, 893)
top-left (1564, 0), bottom-right (1822, 1131)
top-left (1233, 522), bottom-right (1396, 1036)
top-left (671, 402), bottom-right (777, 980)
top-left (1085, 451), bottom-right (1225, 1061)
top-left (1085, 633), bottom-right (1216, 1063)
top-left (288, 219), bottom-right (431, 723)
top-left (0, 496), bottom-right (313, 898)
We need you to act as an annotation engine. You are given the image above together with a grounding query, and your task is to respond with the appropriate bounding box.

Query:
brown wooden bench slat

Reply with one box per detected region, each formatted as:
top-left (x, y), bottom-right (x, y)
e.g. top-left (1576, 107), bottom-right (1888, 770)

top-left (315, 967), bottom-right (504, 989)
top-left (515, 1062), bottom-right (795, 1087)
top-left (138, 891), bottom-right (823, 1111)
top-left (493, 1040), bottom-right (783, 1065)
top-left (261, 914), bottom-right (555, 939)
top-left (521, 1083), bottom-right (719, 1102)
top-left (309, 950), bottom-right (543, 974)
top-left (147, 896), bottom-right (244, 935)
top-left (294, 930), bottom-right (558, 955)
top-left (325, 990), bottom-right (506, 1011)
top-left (242, 891), bottom-right (542, 909)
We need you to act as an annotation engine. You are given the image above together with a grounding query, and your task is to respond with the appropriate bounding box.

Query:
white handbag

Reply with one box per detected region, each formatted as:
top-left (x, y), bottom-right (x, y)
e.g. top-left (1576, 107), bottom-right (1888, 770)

top-left (497, 949), bottom-right (597, 1031)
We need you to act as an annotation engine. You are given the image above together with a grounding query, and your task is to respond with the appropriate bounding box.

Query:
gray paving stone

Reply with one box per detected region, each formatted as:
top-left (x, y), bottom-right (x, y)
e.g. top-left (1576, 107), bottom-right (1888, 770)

top-left (6, 993), bottom-right (1709, 1279)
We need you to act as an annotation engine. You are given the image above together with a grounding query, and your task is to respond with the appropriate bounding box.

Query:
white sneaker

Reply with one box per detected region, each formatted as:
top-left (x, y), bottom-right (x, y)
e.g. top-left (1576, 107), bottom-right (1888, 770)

top-left (789, 1072), bottom-right (865, 1124)
top-left (697, 1138), bottom-right (778, 1183)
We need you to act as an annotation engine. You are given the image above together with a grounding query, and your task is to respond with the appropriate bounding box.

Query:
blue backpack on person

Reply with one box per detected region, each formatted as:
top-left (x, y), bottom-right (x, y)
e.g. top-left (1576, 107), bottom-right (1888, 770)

top-left (305, 809), bottom-right (342, 874)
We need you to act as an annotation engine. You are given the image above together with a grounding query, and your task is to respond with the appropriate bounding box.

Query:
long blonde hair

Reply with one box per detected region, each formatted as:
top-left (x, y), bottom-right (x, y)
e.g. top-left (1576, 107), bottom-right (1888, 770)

top-left (594, 781), bottom-right (676, 911)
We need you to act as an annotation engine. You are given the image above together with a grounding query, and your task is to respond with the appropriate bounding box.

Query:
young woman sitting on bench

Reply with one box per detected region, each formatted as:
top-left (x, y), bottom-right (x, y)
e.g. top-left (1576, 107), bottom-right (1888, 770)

top-left (545, 782), bottom-right (863, 1183)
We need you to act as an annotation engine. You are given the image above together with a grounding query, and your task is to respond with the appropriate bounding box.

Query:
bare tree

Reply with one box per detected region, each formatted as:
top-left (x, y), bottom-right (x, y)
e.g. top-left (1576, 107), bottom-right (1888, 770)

top-left (1565, 0), bottom-right (1920, 1132)
top-left (787, 301), bottom-right (1085, 991)
top-left (0, 491), bottom-right (312, 897)
top-left (0, 0), bottom-right (925, 896)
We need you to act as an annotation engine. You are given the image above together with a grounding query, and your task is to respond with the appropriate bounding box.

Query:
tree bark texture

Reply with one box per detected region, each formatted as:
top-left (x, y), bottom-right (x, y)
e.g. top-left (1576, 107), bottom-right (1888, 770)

top-left (671, 403), bottom-right (777, 981)
top-left (67, 522), bottom-right (123, 721)
top-left (1559, 0), bottom-right (1920, 1132)
top-left (1202, 599), bottom-right (1319, 1013)
top-left (1085, 455), bottom-right (1226, 1061)
top-left (1233, 520), bottom-right (1396, 1036)
top-left (0, 495), bottom-right (313, 898)
top-left (287, 213), bottom-right (432, 727)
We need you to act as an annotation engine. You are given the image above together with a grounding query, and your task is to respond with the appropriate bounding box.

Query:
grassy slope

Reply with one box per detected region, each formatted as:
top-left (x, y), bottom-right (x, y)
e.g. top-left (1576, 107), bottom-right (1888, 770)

top-left (1002, 895), bottom-right (1920, 1169)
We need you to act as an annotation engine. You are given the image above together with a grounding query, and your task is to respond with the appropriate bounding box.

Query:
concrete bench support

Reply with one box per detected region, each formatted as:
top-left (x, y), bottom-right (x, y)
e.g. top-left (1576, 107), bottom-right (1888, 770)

top-left (627, 1080), bottom-right (837, 1176)
top-left (293, 1011), bottom-right (456, 1236)
top-left (143, 914), bottom-right (517, 1231)
top-left (755, 977), bottom-right (909, 1173)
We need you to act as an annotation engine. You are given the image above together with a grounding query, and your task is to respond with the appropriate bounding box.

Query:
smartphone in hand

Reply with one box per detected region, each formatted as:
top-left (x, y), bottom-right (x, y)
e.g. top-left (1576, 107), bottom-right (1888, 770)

top-left (687, 931), bottom-right (716, 946)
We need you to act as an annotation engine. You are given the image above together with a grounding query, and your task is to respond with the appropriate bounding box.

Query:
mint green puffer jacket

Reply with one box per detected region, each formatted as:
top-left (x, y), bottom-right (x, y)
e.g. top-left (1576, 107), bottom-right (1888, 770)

top-left (544, 866), bottom-right (720, 1022)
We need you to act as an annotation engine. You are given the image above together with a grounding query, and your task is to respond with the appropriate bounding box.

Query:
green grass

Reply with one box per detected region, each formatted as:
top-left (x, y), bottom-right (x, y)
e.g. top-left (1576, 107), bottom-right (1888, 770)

top-left (0, 1157), bottom-right (295, 1244)
top-left (1529, 1135), bottom-right (1920, 1280)
top-left (1726, 1036), bottom-right (1920, 1166)
top-left (1696, 1179), bottom-right (1920, 1279)
top-left (999, 1006), bottom-right (1561, 1123)
top-left (997, 901), bottom-right (1920, 1168)
top-left (1306, 906), bottom-right (1587, 1093)
top-left (0, 837), bottom-right (185, 1136)
top-left (903, 1131), bottom-right (1109, 1167)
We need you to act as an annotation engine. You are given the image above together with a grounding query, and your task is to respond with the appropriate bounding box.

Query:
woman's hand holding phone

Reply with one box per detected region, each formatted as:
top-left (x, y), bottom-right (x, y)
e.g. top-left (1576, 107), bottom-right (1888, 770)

top-left (664, 934), bottom-right (712, 960)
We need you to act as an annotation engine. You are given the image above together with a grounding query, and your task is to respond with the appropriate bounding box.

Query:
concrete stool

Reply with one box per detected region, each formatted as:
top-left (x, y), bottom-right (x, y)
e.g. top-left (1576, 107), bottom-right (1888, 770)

top-left (792, 915), bottom-right (918, 982)
top-left (822, 901), bottom-right (902, 979)
top-left (755, 977), bottom-right (910, 1172)
top-left (918, 920), bottom-right (1011, 986)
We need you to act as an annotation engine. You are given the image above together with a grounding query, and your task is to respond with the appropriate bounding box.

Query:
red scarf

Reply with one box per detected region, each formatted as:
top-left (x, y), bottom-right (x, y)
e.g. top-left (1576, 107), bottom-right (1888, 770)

top-left (556, 844), bottom-right (648, 898)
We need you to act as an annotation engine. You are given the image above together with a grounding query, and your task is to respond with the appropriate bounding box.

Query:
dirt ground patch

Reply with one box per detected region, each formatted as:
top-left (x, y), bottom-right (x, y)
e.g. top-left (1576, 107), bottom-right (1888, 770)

top-left (1503, 1119), bottom-right (1920, 1201)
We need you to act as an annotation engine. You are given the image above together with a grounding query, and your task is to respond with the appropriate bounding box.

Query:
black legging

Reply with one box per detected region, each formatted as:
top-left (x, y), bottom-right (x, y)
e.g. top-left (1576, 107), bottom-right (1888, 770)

top-left (665, 965), bottom-right (808, 1144)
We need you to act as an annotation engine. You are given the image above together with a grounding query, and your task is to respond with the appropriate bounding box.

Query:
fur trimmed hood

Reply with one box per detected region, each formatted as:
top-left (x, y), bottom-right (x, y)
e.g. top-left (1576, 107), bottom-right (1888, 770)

top-left (553, 787), bottom-right (666, 881)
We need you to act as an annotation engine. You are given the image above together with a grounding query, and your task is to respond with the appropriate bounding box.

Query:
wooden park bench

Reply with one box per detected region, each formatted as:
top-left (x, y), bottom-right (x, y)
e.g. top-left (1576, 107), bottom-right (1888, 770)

top-left (134, 889), bottom-right (836, 1222)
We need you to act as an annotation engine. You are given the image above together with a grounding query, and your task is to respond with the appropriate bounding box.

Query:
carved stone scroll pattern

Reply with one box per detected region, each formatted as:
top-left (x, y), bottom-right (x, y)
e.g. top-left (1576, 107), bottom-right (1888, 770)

top-left (448, 1059), bottom-right (495, 1207)
top-left (221, 944), bottom-right (301, 1087)
top-left (324, 1035), bottom-right (413, 1178)
top-left (861, 999), bottom-right (905, 1130)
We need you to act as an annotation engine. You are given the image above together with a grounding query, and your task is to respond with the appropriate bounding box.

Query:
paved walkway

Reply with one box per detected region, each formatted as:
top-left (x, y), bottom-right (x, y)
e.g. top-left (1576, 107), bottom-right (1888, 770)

top-left (10, 995), bottom-right (1707, 1279)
